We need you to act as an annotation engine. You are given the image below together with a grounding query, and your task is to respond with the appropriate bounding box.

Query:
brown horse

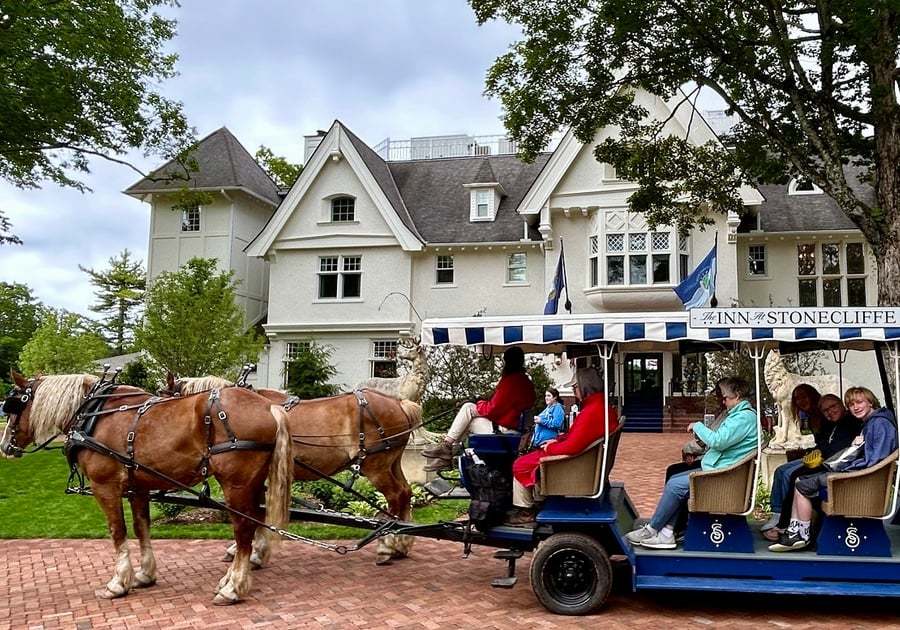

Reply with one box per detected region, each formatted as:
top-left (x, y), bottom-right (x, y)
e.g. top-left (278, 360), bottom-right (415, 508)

top-left (0, 372), bottom-right (294, 605)
top-left (172, 376), bottom-right (422, 564)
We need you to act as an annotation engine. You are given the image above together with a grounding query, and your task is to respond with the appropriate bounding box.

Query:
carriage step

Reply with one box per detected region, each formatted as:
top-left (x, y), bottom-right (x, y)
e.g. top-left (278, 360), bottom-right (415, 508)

top-left (423, 478), bottom-right (470, 500)
top-left (491, 548), bottom-right (522, 588)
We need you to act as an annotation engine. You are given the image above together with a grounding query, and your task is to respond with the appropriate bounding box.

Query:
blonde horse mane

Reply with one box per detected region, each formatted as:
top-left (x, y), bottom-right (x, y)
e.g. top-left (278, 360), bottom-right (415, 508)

top-left (178, 376), bottom-right (234, 395)
top-left (31, 374), bottom-right (98, 442)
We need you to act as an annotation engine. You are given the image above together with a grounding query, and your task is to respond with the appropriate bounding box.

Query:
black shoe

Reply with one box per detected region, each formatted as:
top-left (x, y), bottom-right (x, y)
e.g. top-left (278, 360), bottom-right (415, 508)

top-left (768, 529), bottom-right (810, 552)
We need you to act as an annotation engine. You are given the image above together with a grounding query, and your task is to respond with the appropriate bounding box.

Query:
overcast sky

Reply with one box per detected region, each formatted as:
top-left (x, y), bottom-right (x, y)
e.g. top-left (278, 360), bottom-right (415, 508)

top-left (0, 0), bottom-right (524, 314)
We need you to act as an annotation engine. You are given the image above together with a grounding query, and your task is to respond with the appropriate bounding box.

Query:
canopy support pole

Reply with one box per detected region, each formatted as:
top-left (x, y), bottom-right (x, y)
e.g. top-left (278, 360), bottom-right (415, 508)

top-left (883, 341), bottom-right (900, 521)
top-left (591, 342), bottom-right (616, 499)
top-left (742, 343), bottom-right (766, 516)
top-left (831, 348), bottom-right (849, 393)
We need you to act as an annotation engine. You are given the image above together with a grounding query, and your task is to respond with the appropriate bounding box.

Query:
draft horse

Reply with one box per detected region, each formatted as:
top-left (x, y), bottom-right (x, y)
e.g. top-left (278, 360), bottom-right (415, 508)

top-left (0, 372), bottom-right (294, 605)
top-left (172, 376), bottom-right (422, 565)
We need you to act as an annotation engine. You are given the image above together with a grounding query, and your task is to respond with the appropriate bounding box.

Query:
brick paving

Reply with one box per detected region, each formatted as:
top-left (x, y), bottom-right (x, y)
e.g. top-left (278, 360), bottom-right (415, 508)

top-left (2, 433), bottom-right (899, 629)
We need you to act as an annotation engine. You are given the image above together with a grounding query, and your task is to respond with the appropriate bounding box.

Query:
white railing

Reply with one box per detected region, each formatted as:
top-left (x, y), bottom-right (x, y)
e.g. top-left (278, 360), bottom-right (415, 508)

top-left (374, 134), bottom-right (518, 161)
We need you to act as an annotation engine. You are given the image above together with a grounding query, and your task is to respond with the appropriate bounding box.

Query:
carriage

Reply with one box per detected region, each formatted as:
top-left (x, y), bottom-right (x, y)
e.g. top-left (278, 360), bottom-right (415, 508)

top-left (3, 306), bottom-right (900, 615)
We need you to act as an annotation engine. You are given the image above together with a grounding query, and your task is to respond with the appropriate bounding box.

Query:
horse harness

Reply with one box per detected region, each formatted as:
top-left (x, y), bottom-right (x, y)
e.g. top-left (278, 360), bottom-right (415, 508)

top-left (66, 384), bottom-right (275, 494)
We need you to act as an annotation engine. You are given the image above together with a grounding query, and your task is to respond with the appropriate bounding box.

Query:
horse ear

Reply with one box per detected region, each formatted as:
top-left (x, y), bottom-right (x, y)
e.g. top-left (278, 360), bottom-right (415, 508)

top-left (11, 370), bottom-right (28, 388)
top-left (166, 371), bottom-right (176, 389)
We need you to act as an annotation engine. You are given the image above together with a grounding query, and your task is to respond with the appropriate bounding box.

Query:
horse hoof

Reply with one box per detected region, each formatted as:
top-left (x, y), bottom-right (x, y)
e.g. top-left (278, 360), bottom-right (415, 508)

top-left (134, 575), bottom-right (156, 589)
top-left (212, 593), bottom-right (239, 606)
top-left (250, 561), bottom-right (263, 571)
top-left (390, 552), bottom-right (408, 560)
top-left (375, 554), bottom-right (393, 566)
top-left (95, 587), bottom-right (127, 600)
top-left (221, 552), bottom-right (234, 562)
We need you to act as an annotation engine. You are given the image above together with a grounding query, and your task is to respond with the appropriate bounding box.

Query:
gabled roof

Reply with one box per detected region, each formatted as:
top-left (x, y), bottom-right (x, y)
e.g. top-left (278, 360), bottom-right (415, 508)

top-left (751, 165), bottom-right (871, 233)
top-left (388, 153), bottom-right (551, 243)
top-left (471, 158), bottom-right (497, 184)
top-left (124, 127), bottom-right (281, 206)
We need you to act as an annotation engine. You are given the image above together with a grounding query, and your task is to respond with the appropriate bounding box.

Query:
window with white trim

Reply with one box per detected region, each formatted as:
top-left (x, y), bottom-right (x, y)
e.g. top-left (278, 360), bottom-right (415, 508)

top-left (282, 341), bottom-right (311, 387)
top-left (506, 252), bottom-right (527, 283)
top-left (589, 236), bottom-right (599, 287)
top-left (788, 178), bottom-right (823, 195)
top-left (748, 244), bottom-right (767, 276)
top-left (435, 255), bottom-right (454, 285)
top-left (371, 340), bottom-right (398, 377)
top-left (318, 255), bottom-right (362, 300)
top-left (330, 197), bottom-right (355, 222)
top-left (180, 206), bottom-right (200, 232)
top-left (679, 233), bottom-right (690, 281)
top-left (475, 190), bottom-right (490, 218)
top-left (600, 228), bottom-right (674, 287)
top-left (796, 242), bottom-right (867, 307)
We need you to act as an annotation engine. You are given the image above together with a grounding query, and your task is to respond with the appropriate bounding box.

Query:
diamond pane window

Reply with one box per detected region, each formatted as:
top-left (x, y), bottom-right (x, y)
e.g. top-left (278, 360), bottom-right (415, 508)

top-left (629, 233), bottom-right (647, 251)
top-left (679, 234), bottom-right (688, 252)
top-left (606, 234), bottom-right (624, 252)
top-left (822, 243), bottom-right (840, 275)
top-left (589, 235), bottom-right (599, 254)
top-left (651, 232), bottom-right (670, 251)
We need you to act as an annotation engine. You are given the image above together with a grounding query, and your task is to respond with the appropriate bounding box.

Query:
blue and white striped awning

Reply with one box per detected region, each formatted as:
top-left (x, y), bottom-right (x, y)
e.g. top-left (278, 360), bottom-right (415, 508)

top-left (421, 310), bottom-right (900, 349)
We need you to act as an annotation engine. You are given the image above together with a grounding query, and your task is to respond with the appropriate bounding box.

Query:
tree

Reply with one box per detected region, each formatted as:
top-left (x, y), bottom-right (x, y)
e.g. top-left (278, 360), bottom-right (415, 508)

top-left (18, 310), bottom-right (108, 375)
top-left (0, 0), bottom-right (195, 244)
top-left (118, 355), bottom-right (162, 393)
top-left (134, 257), bottom-right (263, 378)
top-left (0, 282), bottom-right (42, 379)
top-left (255, 145), bottom-right (303, 190)
top-left (80, 249), bottom-right (146, 354)
top-left (284, 342), bottom-right (339, 399)
top-left (472, 1), bottom-right (900, 304)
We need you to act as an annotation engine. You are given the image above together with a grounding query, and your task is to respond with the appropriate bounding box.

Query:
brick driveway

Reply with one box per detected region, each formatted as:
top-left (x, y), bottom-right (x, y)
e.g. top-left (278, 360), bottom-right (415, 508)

top-left (2, 434), bottom-right (899, 629)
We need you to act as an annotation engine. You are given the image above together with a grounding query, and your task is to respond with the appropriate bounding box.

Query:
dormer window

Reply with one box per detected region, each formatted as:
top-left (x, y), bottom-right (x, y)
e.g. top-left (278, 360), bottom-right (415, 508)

top-left (331, 196), bottom-right (356, 222)
top-left (465, 184), bottom-right (503, 222)
top-left (788, 177), bottom-right (823, 195)
top-left (475, 191), bottom-right (490, 218)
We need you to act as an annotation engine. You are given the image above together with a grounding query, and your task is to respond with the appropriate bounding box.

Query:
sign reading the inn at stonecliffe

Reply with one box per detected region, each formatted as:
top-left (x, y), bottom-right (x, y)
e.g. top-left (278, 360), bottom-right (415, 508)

top-left (690, 307), bottom-right (900, 329)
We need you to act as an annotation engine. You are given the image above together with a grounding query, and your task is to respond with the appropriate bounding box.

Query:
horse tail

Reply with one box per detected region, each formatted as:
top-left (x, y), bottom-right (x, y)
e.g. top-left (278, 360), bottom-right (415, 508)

top-left (263, 405), bottom-right (293, 547)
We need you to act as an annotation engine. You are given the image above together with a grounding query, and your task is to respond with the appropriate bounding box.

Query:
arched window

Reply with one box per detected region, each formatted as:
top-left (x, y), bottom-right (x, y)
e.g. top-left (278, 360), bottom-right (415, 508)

top-left (787, 178), bottom-right (823, 195)
top-left (330, 196), bottom-right (355, 222)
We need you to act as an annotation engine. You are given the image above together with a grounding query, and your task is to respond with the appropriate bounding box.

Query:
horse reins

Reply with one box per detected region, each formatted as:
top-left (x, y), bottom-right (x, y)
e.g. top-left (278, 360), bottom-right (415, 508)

top-left (1, 381), bottom-right (61, 456)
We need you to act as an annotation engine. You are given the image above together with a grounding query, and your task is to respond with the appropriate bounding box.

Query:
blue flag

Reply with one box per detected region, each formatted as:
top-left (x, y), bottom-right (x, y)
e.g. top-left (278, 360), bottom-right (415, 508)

top-left (674, 242), bottom-right (717, 310)
top-left (544, 240), bottom-right (571, 314)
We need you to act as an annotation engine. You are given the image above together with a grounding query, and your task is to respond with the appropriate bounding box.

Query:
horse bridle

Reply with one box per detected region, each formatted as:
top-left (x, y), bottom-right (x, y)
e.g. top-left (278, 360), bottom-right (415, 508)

top-left (1, 381), bottom-right (35, 457)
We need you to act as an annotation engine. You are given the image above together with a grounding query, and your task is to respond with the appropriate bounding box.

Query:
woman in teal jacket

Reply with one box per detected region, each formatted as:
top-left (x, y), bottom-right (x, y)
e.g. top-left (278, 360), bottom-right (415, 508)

top-left (626, 376), bottom-right (759, 549)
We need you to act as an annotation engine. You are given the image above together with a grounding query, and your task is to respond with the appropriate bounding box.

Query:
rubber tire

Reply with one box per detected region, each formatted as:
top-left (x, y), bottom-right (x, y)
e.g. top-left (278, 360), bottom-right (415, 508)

top-left (530, 532), bottom-right (613, 616)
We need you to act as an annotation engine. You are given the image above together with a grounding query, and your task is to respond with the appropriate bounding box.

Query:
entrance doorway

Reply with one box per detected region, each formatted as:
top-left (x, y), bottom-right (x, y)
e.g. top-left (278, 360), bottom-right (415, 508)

top-left (623, 353), bottom-right (663, 432)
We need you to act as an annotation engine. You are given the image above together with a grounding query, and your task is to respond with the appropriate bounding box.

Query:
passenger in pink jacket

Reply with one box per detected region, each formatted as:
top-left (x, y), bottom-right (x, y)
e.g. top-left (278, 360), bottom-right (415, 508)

top-left (423, 347), bottom-right (535, 471)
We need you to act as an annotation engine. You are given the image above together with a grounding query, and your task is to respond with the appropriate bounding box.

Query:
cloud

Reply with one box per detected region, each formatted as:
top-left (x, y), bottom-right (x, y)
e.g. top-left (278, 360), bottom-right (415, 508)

top-left (0, 1), bottom-right (519, 315)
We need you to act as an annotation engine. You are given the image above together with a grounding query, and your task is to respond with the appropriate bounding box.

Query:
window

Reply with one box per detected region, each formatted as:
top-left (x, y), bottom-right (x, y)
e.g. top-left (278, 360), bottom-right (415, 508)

top-left (679, 234), bottom-right (690, 281)
top-left (599, 222), bottom-right (675, 287)
top-left (181, 206), bottom-right (200, 232)
top-left (506, 252), bottom-right (527, 283)
top-left (435, 255), bottom-right (454, 285)
top-left (748, 244), bottom-right (767, 276)
top-left (589, 236), bottom-right (599, 287)
top-left (282, 341), bottom-right (311, 387)
top-left (331, 197), bottom-right (355, 222)
top-left (317, 255), bottom-right (362, 300)
top-left (788, 178), bottom-right (823, 195)
top-left (371, 340), bottom-right (398, 378)
top-left (475, 190), bottom-right (490, 219)
top-left (603, 163), bottom-right (618, 180)
top-left (795, 242), bottom-right (868, 307)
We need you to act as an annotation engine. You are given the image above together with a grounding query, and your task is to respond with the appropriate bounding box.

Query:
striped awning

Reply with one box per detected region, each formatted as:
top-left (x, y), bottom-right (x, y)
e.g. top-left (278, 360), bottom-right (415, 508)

top-left (421, 311), bottom-right (900, 348)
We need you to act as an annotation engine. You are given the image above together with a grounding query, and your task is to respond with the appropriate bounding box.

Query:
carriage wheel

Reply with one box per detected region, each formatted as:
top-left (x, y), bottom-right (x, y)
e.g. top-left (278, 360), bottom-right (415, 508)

top-left (530, 532), bottom-right (612, 616)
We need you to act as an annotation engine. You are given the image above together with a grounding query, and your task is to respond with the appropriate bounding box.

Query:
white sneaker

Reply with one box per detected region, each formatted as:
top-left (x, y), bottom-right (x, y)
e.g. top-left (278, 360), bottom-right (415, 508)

top-left (760, 513), bottom-right (781, 532)
top-left (641, 529), bottom-right (677, 550)
top-left (625, 525), bottom-right (656, 545)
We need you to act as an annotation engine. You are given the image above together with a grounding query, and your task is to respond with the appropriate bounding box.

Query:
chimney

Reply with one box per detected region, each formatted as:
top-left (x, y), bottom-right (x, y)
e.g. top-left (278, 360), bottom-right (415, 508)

top-left (303, 130), bottom-right (329, 163)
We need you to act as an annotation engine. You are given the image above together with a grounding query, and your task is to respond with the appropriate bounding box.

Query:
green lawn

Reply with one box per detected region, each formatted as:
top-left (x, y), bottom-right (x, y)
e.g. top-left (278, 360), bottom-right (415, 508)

top-left (0, 449), bottom-right (467, 539)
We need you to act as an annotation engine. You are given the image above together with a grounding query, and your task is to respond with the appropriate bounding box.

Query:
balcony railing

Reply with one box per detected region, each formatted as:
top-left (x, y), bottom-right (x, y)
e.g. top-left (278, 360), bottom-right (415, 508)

top-left (373, 134), bottom-right (518, 161)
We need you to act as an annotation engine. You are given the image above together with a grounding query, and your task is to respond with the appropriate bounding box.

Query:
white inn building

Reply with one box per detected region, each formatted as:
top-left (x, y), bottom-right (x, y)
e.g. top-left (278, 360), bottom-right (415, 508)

top-left (126, 90), bottom-right (882, 432)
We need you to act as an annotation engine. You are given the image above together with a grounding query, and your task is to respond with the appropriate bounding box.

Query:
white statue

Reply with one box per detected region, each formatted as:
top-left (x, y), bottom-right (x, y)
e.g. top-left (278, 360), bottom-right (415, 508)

top-left (355, 336), bottom-right (438, 444)
top-left (764, 349), bottom-right (840, 449)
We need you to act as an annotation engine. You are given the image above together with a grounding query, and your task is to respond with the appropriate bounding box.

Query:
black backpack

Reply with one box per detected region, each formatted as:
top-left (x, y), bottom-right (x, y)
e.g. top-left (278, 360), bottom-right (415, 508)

top-left (461, 450), bottom-right (512, 532)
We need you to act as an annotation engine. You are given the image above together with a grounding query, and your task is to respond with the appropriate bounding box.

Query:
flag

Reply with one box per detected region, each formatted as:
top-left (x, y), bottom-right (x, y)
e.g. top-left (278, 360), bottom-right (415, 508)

top-left (544, 239), bottom-right (571, 314)
top-left (674, 241), bottom-right (717, 310)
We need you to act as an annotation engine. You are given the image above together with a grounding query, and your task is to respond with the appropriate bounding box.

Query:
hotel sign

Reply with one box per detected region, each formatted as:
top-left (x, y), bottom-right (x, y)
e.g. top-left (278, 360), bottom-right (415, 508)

top-left (690, 307), bottom-right (900, 329)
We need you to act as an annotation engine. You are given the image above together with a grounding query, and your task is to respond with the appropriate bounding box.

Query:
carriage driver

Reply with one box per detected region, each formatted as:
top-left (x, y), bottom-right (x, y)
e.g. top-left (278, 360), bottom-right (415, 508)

top-left (423, 347), bottom-right (535, 471)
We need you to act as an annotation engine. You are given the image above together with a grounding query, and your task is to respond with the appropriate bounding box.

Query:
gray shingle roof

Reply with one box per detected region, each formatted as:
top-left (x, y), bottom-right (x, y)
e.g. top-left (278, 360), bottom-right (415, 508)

top-left (124, 127), bottom-right (281, 205)
top-left (754, 165), bottom-right (871, 233)
top-left (388, 153), bottom-right (551, 243)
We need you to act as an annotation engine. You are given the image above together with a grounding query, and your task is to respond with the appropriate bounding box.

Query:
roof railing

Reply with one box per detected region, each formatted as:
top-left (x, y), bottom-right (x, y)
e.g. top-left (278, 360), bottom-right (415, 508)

top-left (374, 134), bottom-right (518, 161)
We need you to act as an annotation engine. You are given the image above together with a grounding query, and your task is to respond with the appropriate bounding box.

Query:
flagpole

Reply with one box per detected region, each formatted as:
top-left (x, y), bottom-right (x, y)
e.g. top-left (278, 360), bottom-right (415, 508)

top-left (561, 237), bottom-right (572, 314)
top-left (710, 232), bottom-right (718, 308)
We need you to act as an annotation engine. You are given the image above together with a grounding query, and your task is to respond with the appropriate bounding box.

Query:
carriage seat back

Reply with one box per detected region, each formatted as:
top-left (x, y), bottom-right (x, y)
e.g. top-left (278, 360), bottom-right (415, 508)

top-left (687, 451), bottom-right (756, 514)
top-left (822, 450), bottom-right (899, 519)
top-left (537, 418), bottom-right (625, 498)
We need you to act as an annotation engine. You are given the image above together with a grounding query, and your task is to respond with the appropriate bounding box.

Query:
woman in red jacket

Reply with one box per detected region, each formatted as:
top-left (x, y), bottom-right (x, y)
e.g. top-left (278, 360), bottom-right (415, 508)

top-left (423, 347), bottom-right (535, 471)
top-left (507, 366), bottom-right (619, 524)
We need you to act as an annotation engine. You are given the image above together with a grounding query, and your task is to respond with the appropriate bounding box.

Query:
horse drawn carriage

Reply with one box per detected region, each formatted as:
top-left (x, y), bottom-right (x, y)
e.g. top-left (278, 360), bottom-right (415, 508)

top-left (3, 307), bottom-right (900, 616)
